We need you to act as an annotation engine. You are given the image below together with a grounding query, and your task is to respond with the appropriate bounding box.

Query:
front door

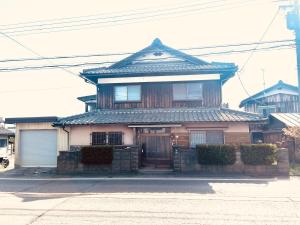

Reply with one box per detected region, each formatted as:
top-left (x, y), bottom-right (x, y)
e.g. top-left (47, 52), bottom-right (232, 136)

top-left (139, 128), bottom-right (172, 168)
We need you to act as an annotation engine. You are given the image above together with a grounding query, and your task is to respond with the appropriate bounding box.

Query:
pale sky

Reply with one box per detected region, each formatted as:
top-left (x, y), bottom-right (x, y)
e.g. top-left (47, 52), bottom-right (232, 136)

top-left (0, 0), bottom-right (297, 118)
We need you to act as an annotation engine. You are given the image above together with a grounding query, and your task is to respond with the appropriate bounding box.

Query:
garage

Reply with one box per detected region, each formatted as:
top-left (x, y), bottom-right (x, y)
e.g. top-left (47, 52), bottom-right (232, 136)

top-left (20, 130), bottom-right (57, 167)
top-left (4, 117), bottom-right (67, 168)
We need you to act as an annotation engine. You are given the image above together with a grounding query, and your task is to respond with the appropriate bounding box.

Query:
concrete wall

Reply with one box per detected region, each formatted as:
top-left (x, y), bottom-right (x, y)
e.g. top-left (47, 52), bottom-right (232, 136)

top-left (57, 145), bottom-right (139, 174)
top-left (14, 122), bottom-right (68, 166)
top-left (69, 125), bottom-right (134, 146)
top-left (173, 146), bottom-right (289, 176)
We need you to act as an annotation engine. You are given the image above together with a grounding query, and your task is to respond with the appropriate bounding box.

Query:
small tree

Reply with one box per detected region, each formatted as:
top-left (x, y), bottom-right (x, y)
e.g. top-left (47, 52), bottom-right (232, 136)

top-left (282, 126), bottom-right (300, 163)
top-left (282, 126), bottom-right (300, 139)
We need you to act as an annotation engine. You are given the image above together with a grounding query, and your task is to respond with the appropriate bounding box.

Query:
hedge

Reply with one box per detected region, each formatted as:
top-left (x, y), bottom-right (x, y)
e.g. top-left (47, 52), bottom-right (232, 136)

top-left (240, 144), bottom-right (277, 165)
top-left (81, 145), bottom-right (113, 165)
top-left (196, 144), bottom-right (236, 165)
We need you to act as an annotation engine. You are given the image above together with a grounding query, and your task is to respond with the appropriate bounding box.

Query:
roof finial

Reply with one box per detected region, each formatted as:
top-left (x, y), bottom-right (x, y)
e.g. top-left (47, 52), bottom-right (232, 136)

top-left (278, 80), bottom-right (284, 85)
top-left (151, 38), bottom-right (162, 46)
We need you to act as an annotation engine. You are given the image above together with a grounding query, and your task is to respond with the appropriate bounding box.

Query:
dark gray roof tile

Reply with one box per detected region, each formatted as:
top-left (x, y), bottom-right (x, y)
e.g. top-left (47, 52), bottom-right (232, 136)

top-left (54, 107), bottom-right (264, 126)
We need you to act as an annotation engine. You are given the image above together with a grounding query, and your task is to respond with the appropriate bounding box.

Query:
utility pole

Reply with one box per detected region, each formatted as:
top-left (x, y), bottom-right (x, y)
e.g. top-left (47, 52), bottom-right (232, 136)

top-left (282, 0), bottom-right (300, 111)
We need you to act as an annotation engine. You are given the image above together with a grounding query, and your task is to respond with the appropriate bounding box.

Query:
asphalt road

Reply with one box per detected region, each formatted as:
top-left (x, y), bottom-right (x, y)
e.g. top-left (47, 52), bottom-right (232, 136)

top-left (0, 177), bottom-right (299, 225)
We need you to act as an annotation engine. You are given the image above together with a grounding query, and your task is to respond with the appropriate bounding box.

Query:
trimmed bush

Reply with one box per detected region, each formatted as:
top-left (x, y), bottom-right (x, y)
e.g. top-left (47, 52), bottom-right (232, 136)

top-left (81, 145), bottom-right (113, 165)
top-left (196, 144), bottom-right (236, 165)
top-left (240, 144), bottom-right (277, 165)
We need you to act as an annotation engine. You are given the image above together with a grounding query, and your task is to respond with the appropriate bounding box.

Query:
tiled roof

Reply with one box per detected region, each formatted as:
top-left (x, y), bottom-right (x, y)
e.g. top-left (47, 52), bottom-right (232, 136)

top-left (77, 95), bottom-right (96, 103)
top-left (54, 107), bottom-right (264, 126)
top-left (0, 128), bottom-right (14, 136)
top-left (81, 39), bottom-right (238, 84)
top-left (5, 117), bottom-right (58, 124)
top-left (82, 62), bottom-right (236, 76)
top-left (240, 80), bottom-right (299, 107)
top-left (270, 113), bottom-right (300, 127)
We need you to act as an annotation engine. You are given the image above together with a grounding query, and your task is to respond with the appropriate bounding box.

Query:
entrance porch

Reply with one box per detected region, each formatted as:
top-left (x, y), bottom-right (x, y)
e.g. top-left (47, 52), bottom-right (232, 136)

top-left (131, 125), bottom-right (180, 169)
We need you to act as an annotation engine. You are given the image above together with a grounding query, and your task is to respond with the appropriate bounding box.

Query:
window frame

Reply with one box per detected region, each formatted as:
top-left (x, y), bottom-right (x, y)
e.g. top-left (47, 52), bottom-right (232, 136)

top-left (91, 132), bottom-right (107, 145)
top-left (91, 132), bottom-right (123, 145)
top-left (189, 130), bottom-right (224, 147)
top-left (114, 85), bottom-right (142, 103)
top-left (172, 82), bottom-right (203, 101)
top-left (0, 138), bottom-right (8, 148)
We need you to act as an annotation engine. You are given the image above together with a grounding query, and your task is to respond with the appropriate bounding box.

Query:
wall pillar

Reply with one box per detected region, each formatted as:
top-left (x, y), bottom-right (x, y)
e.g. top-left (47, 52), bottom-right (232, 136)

top-left (172, 146), bottom-right (181, 172)
top-left (277, 148), bottom-right (290, 176)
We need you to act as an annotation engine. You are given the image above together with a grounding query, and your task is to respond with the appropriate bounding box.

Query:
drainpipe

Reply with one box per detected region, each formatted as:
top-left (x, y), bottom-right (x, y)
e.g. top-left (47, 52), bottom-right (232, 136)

top-left (62, 123), bottom-right (70, 151)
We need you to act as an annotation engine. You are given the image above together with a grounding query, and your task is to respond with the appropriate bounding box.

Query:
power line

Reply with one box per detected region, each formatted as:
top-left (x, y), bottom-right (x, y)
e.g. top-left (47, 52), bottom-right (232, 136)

top-left (239, 8), bottom-right (281, 74)
top-left (0, 43), bottom-right (294, 72)
top-left (0, 30), bottom-right (80, 78)
top-left (1, 0), bottom-right (225, 30)
top-left (0, 0), bottom-right (211, 28)
top-left (237, 8), bottom-right (280, 104)
top-left (0, 39), bottom-right (294, 64)
top-left (0, 86), bottom-right (83, 94)
top-left (1, 0), bottom-right (271, 37)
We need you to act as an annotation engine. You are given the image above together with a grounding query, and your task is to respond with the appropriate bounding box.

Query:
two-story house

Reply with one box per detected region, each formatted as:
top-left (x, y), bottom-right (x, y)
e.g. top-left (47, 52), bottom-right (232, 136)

top-left (53, 39), bottom-right (262, 167)
top-left (240, 80), bottom-right (300, 116)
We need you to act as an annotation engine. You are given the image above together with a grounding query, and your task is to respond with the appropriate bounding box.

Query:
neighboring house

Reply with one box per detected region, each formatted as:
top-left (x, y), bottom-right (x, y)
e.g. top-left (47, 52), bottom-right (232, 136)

top-left (77, 94), bottom-right (97, 112)
top-left (262, 113), bottom-right (300, 162)
top-left (52, 38), bottom-right (263, 168)
top-left (239, 80), bottom-right (300, 116)
top-left (0, 128), bottom-right (14, 157)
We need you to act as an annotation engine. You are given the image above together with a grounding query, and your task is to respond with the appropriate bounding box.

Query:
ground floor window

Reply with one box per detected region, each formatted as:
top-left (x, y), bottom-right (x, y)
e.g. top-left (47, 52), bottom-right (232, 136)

top-left (92, 132), bottom-right (123, 145)
top-left (108, 132), bottom-right (122, 145)
top-left (190, 130), bottom-right (224, 147)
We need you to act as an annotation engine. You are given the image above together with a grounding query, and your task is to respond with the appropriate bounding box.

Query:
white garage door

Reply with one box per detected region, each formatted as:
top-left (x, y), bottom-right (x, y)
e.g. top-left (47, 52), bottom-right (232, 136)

top-left (20, 130), bottom-right (57, 167)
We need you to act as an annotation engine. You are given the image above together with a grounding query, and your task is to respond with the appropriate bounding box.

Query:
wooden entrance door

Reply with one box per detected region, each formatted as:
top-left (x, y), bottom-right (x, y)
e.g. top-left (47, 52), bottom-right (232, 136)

top-left (140, 134), bottom-right (171, 166)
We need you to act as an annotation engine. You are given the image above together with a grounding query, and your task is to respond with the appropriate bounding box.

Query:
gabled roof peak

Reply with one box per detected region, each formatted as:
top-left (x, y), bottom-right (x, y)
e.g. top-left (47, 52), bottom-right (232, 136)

top-left (151, 38), bottom-right (163, 46)
top-left (81, 39), bottom-right (238, 84)
top-left (239, 80), bottom-right (298, 107)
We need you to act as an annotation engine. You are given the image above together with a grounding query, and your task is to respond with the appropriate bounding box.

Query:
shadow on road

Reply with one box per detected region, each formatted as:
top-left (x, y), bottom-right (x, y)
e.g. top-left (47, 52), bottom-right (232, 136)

top-left (0, 178), bottom-right (273, 202)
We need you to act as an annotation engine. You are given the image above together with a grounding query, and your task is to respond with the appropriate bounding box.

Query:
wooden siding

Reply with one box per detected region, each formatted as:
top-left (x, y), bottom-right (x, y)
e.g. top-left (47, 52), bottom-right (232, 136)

top-left (97, 80), bottom-right (221, 109)
top-left (244, 93), bottom-right (299, 113)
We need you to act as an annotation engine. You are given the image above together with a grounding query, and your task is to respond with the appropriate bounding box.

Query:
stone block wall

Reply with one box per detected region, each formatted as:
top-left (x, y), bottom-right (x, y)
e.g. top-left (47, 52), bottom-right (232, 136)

top-left (173, 146), bottom-right (289, 176)
top-left (57, 145), bottom-right (139, 174)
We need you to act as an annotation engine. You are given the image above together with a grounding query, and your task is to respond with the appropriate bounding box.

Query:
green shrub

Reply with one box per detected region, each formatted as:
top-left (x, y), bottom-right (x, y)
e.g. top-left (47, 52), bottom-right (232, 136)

top-left (196, 144), bottom-right (236, 165)
top-left (81, 145), bottom-right (113, 165)
top-left (240, 144), bottom-right (277, 165)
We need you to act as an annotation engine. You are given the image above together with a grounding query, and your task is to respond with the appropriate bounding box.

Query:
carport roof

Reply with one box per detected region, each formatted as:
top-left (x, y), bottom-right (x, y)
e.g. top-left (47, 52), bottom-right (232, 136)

top-left (269, 113), bottom-right (300, 127)
top-left (5, 116), bottom-right (58, 124)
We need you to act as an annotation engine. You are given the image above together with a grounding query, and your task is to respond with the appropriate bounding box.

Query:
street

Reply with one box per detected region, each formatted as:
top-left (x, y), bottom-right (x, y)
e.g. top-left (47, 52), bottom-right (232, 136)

top-left (0, 177), bottom-right (300, 225)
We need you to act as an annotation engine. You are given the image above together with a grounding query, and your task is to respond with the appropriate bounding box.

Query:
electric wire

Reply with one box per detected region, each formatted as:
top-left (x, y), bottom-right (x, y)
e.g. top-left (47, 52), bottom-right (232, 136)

top-left (0, 39), bottom-right (294, 63)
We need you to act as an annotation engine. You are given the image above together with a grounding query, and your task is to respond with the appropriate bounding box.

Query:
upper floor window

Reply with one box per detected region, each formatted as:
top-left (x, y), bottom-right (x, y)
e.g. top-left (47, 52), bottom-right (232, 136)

top-left (114, 85), bottom-right (141, 102)
top-left (173, 82), bottom-right (203, 100)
